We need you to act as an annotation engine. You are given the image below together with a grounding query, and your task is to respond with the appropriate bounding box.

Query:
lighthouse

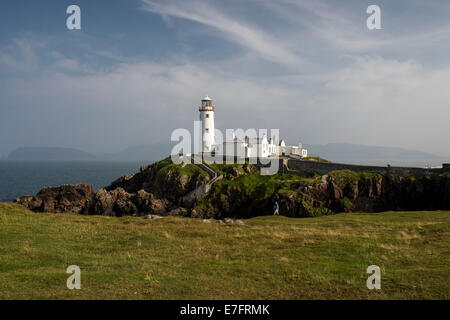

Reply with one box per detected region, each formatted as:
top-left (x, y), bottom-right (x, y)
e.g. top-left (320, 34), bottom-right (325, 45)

top-left (199, 95), bottom-right (215, 152)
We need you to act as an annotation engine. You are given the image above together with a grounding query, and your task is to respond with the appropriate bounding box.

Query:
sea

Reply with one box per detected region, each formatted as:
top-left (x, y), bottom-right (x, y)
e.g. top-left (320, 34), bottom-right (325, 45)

top-left (0, 160), bottom-right (149, 202)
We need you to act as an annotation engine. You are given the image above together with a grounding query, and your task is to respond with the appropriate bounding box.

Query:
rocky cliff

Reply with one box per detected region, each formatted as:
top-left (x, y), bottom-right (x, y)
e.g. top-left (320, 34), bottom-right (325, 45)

top-left (14, 158), bottom-right (450, 218)
top-left (15, 158), bottom-right (209, 216)
top-left (192, 170), bottom-right (450, 218)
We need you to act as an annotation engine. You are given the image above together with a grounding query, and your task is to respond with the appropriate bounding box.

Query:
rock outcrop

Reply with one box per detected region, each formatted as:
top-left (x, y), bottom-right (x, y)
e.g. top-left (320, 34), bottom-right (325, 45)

top-left (14, 158), bottom-right (450, 219)
top-left (15, 183), bottom-right (95, 214)
top-left (15, 158), bottom-right (208, 216)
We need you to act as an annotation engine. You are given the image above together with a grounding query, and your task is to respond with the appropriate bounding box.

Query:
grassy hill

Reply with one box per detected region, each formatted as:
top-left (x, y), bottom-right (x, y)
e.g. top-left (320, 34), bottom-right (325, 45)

top-left (0, 202), bottom-right (448, 299)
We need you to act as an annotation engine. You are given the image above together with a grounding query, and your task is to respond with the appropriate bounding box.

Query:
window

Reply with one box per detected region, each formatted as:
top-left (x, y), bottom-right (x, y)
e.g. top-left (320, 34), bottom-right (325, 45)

top-left (205, 128), bottom-right (209, 133)
top-left (206, 114), bottom-right (209, 118)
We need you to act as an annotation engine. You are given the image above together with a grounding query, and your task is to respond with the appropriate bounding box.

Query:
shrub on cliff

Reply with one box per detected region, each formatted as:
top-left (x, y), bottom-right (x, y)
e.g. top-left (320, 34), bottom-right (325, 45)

top-left (303, 156), bottom-right (330, 162)
top-left (328, 170), bottom-right (382, 186)
top-left (153, 161), bottom-right (210, 199)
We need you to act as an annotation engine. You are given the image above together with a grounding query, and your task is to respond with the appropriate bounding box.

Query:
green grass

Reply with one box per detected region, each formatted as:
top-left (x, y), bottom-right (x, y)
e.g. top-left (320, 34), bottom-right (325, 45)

top-left (152, 158), bottom-right (210, 195)
top-left (154, 157), bottom-right (210, 179)
top-left (156, 163), bottom-right (209, 180)
top-left (328, 170), bottom-right (382, 184)
top-left (0, 202), bottom-right (449, 299)
top-left (214, 173), bottom-right (320, 192)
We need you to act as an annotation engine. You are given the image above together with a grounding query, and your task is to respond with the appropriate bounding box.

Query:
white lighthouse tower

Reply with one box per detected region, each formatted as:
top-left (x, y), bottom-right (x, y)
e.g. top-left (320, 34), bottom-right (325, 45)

top-left (199, 95), bottom-right (215, 152)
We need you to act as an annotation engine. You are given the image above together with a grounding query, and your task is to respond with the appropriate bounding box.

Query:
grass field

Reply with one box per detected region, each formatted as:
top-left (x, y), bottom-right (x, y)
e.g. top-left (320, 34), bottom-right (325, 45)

top-left (0, 202), bottom-right (448, 299)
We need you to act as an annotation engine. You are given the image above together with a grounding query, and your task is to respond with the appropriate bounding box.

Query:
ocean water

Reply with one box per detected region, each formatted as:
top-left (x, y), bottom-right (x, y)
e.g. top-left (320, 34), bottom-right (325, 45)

top-left (0, 160), bottom-right (149, 202)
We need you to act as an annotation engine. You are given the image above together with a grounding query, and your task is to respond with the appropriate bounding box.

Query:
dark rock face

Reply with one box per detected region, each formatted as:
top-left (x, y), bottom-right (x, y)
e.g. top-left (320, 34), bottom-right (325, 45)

top-left (192, 172), bottom-right (450, 219)
top-left (134, 189), bottom-right (168, 216)
top-left (282, 174), bottom-right (450, 217)
top-left (92, 188), bottom-right (137, 216)
top-left (15, 184), bottom-right (95, 214)
top-left (378, 175), bottom-right (450, 211)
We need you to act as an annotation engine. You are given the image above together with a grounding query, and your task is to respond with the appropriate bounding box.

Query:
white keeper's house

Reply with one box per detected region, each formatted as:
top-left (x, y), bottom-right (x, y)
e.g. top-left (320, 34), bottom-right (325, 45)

top-left (197, 96), bottom-right (308, 158)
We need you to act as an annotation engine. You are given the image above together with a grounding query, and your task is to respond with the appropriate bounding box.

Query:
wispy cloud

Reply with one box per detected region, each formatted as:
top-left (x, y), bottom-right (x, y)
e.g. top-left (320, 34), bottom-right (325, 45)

top-left (141, 0), bottom-right (304, 67)
top-left (261, 0), bottom-right (450, 52)
top-left (0, 37), bottom-right (41, 73)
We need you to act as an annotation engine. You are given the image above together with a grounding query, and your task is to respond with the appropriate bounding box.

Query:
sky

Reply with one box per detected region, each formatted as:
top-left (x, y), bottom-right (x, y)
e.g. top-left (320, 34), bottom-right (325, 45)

top-left (1, 0), bottom-right (450, 157)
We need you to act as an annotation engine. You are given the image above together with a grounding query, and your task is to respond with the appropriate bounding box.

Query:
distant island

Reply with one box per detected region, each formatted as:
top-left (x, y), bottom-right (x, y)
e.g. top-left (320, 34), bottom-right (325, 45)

top-left (5, 142), bottom-right (172, 161)
top-left (7, 147), bottom-right (96, 161)
top-left (305, 143), bottom-right (449, 167)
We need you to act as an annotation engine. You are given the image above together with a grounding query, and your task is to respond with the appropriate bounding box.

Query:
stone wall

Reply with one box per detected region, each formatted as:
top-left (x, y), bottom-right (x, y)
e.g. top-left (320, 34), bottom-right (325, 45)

top-left (281, 158), bottom-right (448, 177)
top-left (200, 154), bottom-right (450, 177)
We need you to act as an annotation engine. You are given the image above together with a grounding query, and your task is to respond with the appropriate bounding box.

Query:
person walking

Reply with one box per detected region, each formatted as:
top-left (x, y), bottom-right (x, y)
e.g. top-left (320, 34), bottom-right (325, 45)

top-left (273, 201), bottom-right (279, 216)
